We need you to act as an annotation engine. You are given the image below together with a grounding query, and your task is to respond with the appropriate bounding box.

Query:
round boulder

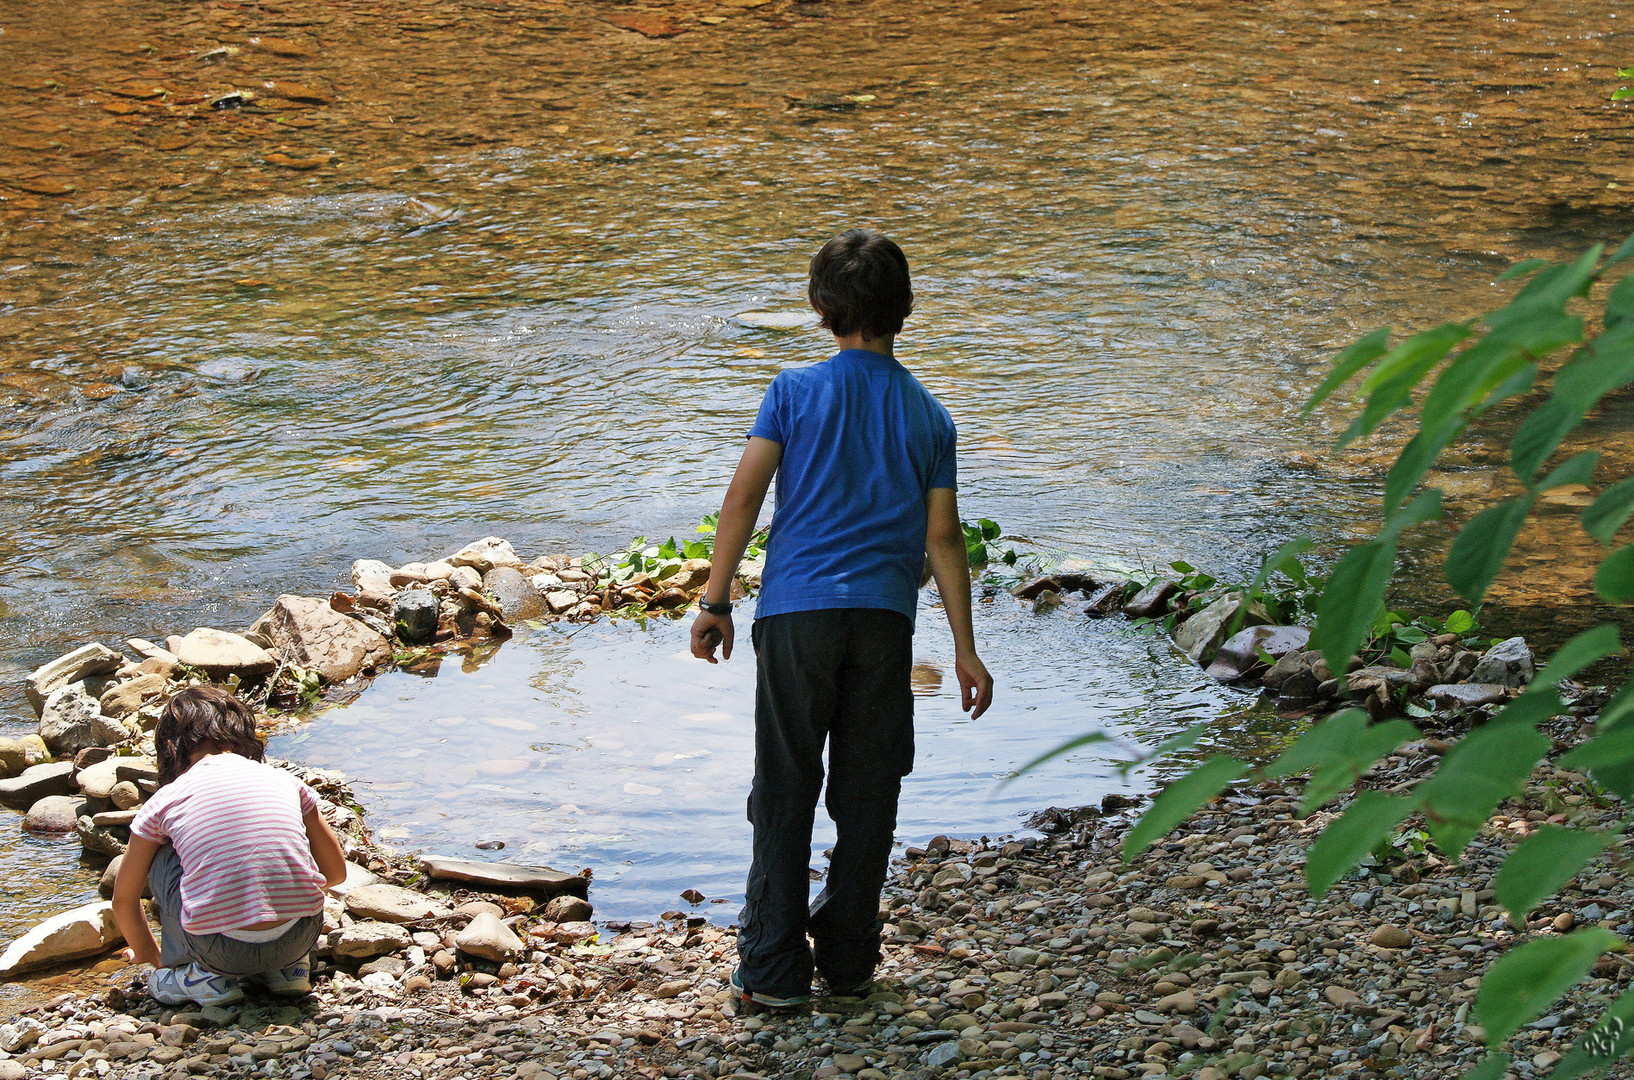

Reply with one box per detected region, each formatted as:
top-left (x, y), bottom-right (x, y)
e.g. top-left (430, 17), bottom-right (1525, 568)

top-left (24, 795), bottom-right (87, 833)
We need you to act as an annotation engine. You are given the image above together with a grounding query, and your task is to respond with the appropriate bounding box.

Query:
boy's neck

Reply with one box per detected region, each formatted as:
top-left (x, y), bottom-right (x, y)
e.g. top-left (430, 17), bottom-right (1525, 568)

top-left (832, 331), bottom-right (895, 357)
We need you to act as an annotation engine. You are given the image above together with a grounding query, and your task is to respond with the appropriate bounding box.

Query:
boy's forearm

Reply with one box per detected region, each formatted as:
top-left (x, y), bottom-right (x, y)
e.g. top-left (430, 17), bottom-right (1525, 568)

top-left (704, 491), bottom-right (761, 604)
top-left (925, 533), bottom-right (978, 655)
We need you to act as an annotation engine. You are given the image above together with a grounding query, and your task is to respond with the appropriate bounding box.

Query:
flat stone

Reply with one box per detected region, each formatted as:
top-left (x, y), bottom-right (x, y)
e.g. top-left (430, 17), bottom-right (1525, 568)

top-left (544, 590), bottom-right (579, 615)
top-left (1205, 625), bottom-right (1311, 681)
top-left (352, 559), bottom-right (396, 594)
top-left (449, 537), bottom-right (524, 574)
top-left (168, 628), bottom-right (277, 679)
top-left (0, 761), bottom-right (75, 810)
top-left (24, 794), bottom-right (87, 833)
top-left (419, 855), bottom-right (589, 898)
top-left (1324, 985), bottom-right (1362, 1008)
top-left (326, 860), bottom-right (380, 896)
top-left (39, 685), bottom-right (129, 756)
top-left (1154, 990), bottom-right (1197, 1013)
top-left (343, 883), bottom-right (451, 923)
top-left (25, 644), bottom-right (124, 716)
top-left (91, 808), bottom-right (138, 827)
top-left (1123, 579), bottom-right (1179, 618)
top-left (1172, 594), bottom-right (1271, 667)
top-left (454, 911), bottom-right (524, 962)
top-left (248, 595), bottom-right (392, 683)
top-left (98, 673), bottom-right (167, 719)
top-left (77, 756), bottom-right (155, 800)
top-left (1426, 683), bottom-right (1510, 709)
top-left (332, 921), bottom-right (412, 959)
top-left (0, 901), bottom-right (123, 977)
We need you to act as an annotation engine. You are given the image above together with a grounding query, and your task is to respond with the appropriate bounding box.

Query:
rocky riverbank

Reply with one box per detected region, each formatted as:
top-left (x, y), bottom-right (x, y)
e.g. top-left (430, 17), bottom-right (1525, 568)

top-left (1, 696), bottom-right (1627, 1080)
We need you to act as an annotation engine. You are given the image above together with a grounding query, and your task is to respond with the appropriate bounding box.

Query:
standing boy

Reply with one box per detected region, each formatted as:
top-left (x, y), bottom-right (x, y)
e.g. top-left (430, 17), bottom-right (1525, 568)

top-left (690, 228), bottom-right (994, 1009)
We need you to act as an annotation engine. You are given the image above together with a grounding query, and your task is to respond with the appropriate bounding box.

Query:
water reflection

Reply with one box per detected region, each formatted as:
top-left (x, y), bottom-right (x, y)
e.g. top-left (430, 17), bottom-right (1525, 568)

top-left (269, 595), bottom-right (1251, 921)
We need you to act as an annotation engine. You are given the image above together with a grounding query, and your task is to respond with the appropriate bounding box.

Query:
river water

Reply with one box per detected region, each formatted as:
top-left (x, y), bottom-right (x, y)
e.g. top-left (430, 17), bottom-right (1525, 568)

top-left (2, 0), bottom-right (1631, 964)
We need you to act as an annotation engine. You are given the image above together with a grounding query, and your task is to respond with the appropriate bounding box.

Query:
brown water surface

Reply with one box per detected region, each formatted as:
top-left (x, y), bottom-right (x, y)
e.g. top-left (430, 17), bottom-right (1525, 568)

top-left (2, 0), bottom-right (1632, 996)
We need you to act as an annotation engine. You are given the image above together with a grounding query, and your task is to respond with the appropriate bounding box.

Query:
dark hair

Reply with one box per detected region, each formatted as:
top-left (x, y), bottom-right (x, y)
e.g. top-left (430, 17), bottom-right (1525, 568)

top-left (808, 229), bottom-right (914, 340)
top-left (154, 686), bottom-right (264, 787)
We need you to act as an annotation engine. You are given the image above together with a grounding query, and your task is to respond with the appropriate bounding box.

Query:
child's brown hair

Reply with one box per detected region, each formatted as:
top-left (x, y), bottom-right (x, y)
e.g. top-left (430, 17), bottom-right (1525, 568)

top-left (808, 229), bottom-right (914, 341)
top-left (154, 686), bottom-right (264, 786)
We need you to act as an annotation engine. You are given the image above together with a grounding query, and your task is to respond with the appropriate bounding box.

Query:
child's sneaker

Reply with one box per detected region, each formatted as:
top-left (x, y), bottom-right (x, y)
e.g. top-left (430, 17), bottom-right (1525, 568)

top-left (261, 960), bottom-right (311, 996)
top-left (148, 963), bottom-right (244, 1007)
top-left (730, 966), bottom-right (810, 1011)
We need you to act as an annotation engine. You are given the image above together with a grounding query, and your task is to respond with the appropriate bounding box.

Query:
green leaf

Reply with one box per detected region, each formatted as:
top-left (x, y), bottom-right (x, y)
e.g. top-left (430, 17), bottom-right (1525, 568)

top-left (1494, 825), bottom-right (1615, 922)
top-left (1513, 321), bottom-right (1634, 481)
top-left (1417, 722), bottom-right (1551, 856)
top-left (1614, 86), bottom-right (1634, 101)
top-left (1446, 609), bottom-right (1475, 634)
top-left (1262, 709), bottom-right (1419, 811)
top-left (1313, 540), bottom-right (1396, 676)
top-left (1123, 756), bottom-right (1247, 861)
top-left (1497, 258), bottom-right (1547, 282)
top-left (1538, 451), bottom-right (1600, 492)
top-left (1534, 626), bottom-right (1622, 688)
top-left (1594, 544), bottom-right (1634, 604)
top-left (1251, 537), bottom-right (1315, 593)
top-left (1381, 488), bottom-right (1445, 541)
top-left (1603, 274), bottom-right (1634, 331)
top-left (1304, 791), bottom-right (1415, 897)
top-left (1558, 732), bottom-right (1634, 798)
top-left (1582, 477), bottom-right (1634, 545)
top-left (1476, 928), bottom-right (1622, 1044)
top-left (1609, 231), bottom-right (1634, 266)
top-left (978, 518), bottom-right (1001, 540)
top-left (1489, 688), bottom-right (1568, 730)
top-left (1004, 732), bottom-right (1114, 782)
top-left (1445, 494), bottom-right (1535, 605)
top-left (1546, 983), bottom-right (1634, 1078)
top-left (1339, 323), bottom-right (1471, 448)
top-left (1514, 244), bottom-right (1603, 308)
top-left (1304, 326), bottom-right (1392, 416)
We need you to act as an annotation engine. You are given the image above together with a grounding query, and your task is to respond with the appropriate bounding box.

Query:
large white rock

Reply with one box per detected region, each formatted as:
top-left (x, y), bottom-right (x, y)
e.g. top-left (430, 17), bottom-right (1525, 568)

top-left (167, 628), bottom-right (277, 678)
top-left (38, 685), bottom-right (129, 756)
top-left (332, 921), bottom-right (411, 959)
top-left (249, 595), bottom-right (392, 683)
top-left (343, 883), bottom-right (450, 923)
top-left (0, 901), bottom-right (123, 977)
top-left (351, 559), bottom-right (396, 596)
top-left (454, 911), bottom-right (524, 962)
top-left (25, 644), bottom-right (124, 717)
top-left (76, 755), bottom-right (156, 800)
top-left (448, 537), bottom-right (523, 574)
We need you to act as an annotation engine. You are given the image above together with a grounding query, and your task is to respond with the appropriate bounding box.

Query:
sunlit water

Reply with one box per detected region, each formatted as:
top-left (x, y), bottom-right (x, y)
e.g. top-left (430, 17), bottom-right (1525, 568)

top-left (3, 0), bottom-right (1632, 980)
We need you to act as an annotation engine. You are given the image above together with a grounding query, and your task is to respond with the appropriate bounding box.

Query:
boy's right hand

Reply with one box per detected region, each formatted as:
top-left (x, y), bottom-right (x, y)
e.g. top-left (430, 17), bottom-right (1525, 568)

top-left (957, 651), bottom-right (994, 719)
top-left (690, 611), bottom-right (734, 663)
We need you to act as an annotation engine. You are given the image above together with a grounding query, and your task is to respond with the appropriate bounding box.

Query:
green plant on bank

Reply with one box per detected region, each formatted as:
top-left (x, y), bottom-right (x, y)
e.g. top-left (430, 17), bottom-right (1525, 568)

top-left (1615, 67), bottom-right (1634, 101)
top-left (1035, 236), bottom-right (1634, 1079)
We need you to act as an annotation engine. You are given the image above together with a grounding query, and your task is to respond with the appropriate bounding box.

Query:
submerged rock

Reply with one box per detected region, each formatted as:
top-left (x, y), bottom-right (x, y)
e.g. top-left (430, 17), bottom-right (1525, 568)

top-left (1122, 579), bottom-right (1179, 619)
top-left (1207, 625), bottom-right (1311, 681)
top-left (250, 594), bottom-right (392, 683)
top-left (0, 901), bottom-right (123, 977)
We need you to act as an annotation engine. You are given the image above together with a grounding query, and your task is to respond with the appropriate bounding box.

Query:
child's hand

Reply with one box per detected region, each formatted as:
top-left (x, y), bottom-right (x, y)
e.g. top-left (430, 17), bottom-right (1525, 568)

top-left (956, 651), bottom-right (993, 720)
top-left (690, 611), bottom-right (734, 663)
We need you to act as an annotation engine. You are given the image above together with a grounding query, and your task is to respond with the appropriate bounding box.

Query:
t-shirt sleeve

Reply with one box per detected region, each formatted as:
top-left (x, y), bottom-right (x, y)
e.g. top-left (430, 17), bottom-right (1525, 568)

top-left (296, 780), bottom-right (319, 816)
top-left (131, 792), bottom-right (171, 844)
top-left (746, 375), bottom-right (787, 445)
top-left (929, 414), bottom-right (958, 490)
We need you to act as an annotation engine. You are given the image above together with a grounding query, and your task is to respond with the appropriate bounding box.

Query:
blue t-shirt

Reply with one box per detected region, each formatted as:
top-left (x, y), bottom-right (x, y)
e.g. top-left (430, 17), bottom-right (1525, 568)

top-left (747, 348), bottom-right (957, 625)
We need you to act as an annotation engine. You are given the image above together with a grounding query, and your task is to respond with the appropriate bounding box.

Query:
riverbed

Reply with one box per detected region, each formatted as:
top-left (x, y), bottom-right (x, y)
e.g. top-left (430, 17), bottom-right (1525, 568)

top-left (2, 0), bottom-right (1631, 970)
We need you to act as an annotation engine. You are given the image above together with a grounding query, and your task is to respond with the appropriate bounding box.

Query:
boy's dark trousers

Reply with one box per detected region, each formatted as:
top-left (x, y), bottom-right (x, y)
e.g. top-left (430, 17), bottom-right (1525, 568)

top-left (736, 608), bottom-right (915, 1000)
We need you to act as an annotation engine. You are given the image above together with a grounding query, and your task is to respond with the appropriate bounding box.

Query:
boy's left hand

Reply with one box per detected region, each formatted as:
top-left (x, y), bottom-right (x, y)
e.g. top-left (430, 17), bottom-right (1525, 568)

top-left (690, 611), bottom-right (734, 663)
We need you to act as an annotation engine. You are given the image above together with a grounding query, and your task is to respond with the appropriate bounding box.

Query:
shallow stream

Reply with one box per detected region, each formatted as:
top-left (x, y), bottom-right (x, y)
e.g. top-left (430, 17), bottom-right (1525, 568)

top-left (3, 0), bottom-right (1632, 983)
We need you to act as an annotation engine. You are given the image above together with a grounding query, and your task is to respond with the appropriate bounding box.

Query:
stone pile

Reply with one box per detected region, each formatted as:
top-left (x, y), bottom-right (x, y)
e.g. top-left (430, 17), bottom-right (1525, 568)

top-left (1009, 573), bottom-right (1535, 721)
top-left (1, 700), bottom-right (1625, 1080)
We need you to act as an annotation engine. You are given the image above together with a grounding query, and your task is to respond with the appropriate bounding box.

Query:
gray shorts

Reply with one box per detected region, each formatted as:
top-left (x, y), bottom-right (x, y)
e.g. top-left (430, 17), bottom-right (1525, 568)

top-left (148, 844), bottom-right (321, 978)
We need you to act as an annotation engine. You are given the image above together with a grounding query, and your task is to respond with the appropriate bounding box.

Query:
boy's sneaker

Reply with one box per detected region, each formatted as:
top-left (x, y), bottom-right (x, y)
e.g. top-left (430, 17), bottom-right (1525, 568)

top-left (730, 967), bottom-right (810, 1011)
top-left (261, 960), bottom-right (311, 995)
top-left (148, 963), bottom-right (244, 1007)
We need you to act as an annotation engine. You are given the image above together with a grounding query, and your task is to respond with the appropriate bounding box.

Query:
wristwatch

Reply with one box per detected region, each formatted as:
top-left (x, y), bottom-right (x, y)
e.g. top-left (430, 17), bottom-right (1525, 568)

top-left (699, 598), bottom-right (733, 616)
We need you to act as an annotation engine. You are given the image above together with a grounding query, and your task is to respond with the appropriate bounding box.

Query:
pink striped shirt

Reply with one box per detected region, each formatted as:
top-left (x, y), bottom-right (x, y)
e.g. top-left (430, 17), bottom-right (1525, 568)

top-left (132, 753), bottom-right (327, 935)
